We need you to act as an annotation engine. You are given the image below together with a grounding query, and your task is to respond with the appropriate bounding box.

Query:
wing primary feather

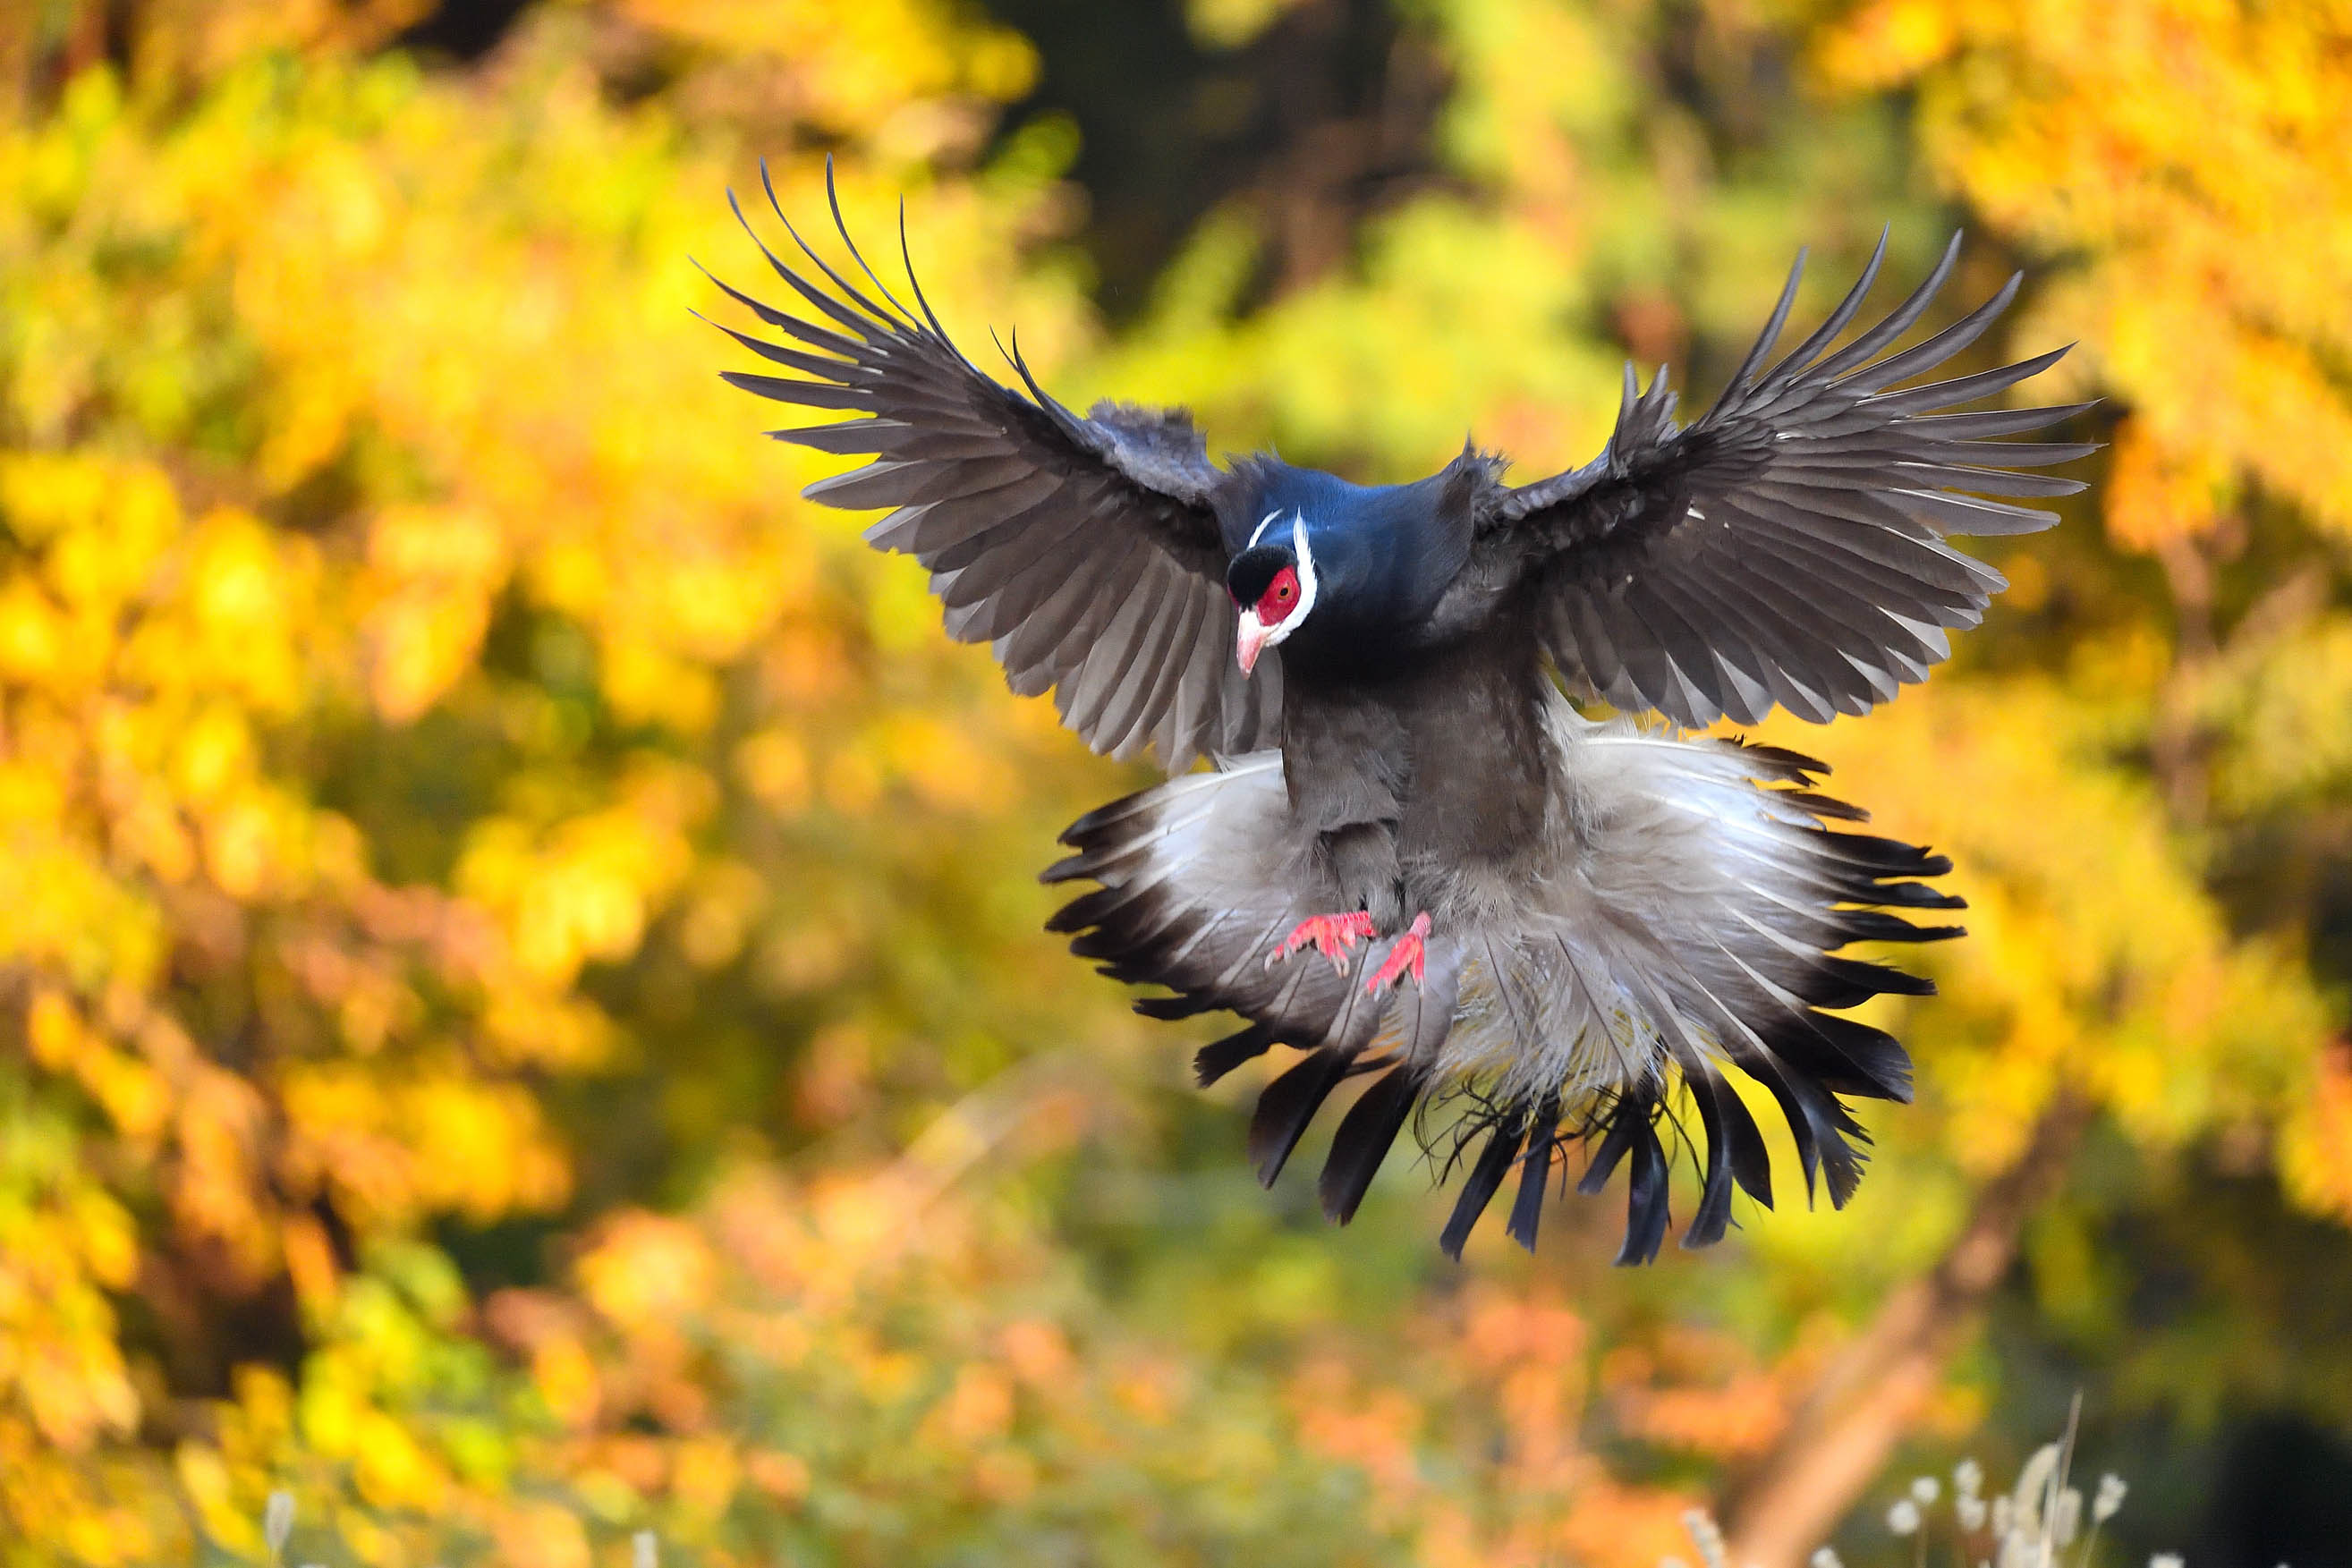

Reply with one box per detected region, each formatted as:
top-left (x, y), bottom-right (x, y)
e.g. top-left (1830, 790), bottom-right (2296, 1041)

top-left (699, 314), bottom-right (871, 382)
top-left (817, 153), bottom-right (921, 326)
top-left (726, 188), bottom-right (887, 343)
top-left (1722, 247), bottom-right (1806, 393)
top-left (1787, 230), bottom-right (1960, 388)
top-left (1743, 493), bottom-right (2000, 596)
top-left (1889, 487), bottom-right (2062, 537)
top-left (1825, 271), bottom-right (2020, 392)
top-left (961, 522), bottom-right (1108, 660)
top-left (1725, 498), bottom-right (1990, 609)
top-left (692, 259), bottom-right (864, 356)
top-left (717, 181), bottom-right (1254, 775)
top-left (926, 479), bottom-right (1101, 582)
top-left (718, 371), bottom-right (872, 411)
top-left (1904, 438), bottom-right (2100, 468)
top-left (1728, 539), bottom-right (1942, 661)
top-left (1909, 403), bottom-right (2097, 438)
top-left (995, 521), bottom-right (1135, 675)
top-left (1754, 226), bottom-right (1890, 393)
top-left (762, 157), bottom-right (913, 331)
top-left (775, 419), bottom-right (916, 456)
top-left (1890, 462), bottom-right (2085, 498)
top-left (896, 200), bottom-right (953, 342)
top-left (1863, 344), bottom-right (2073, 415)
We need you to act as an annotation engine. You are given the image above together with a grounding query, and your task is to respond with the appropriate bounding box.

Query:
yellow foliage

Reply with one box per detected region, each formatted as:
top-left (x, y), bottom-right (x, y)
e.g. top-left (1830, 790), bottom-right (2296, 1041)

top-left (1819, 0), bottom-right (2352, 542)
top-left (0, 0), bottom-right (2348, 1559)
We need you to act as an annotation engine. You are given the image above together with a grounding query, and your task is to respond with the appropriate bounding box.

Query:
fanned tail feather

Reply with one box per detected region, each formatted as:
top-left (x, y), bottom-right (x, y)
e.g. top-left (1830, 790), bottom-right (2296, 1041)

top-left (1044, 699), bottom-right (1959, 1262)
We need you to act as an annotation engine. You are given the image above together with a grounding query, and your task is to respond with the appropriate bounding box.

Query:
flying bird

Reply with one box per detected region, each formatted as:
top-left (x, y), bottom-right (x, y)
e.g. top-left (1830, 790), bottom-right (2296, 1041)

top-left (709, 165), bottom-right (2090, 1263)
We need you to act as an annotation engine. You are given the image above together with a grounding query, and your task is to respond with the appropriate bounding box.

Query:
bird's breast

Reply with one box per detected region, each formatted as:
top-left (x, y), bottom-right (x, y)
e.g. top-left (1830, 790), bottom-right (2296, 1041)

top-left (1279, 627), bottom-right (1557, 869)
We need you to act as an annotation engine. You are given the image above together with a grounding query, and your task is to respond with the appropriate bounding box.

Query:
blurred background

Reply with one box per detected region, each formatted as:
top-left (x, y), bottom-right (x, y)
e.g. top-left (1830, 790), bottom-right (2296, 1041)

top-left (1, 0), bottom-right (2348, 1564)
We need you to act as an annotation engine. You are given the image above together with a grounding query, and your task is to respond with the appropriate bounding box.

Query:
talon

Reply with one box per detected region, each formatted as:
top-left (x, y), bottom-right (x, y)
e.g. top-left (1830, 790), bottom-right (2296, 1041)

top-left (1268, 911), bottom-right (1376, 975)
top-left (1364, 912), bottom-right (1432, 996)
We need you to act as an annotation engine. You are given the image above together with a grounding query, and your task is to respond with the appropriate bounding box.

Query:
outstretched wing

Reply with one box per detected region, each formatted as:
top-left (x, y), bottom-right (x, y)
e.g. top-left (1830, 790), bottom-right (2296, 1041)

top-left (710, 164), bottom-right (1276, 771)
top-left (1489, 233), bottom-right (2093, 727)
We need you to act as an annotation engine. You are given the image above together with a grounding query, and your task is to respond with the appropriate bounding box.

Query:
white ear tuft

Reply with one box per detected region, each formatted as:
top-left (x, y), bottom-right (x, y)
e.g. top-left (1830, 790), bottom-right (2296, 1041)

top-left (1286, 513), bottom-right (1320, 627)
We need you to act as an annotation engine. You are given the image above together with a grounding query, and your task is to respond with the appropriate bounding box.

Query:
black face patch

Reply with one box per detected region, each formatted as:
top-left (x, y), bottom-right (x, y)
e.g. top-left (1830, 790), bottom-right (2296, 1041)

top-left (1226, 544), bottom-right (1294, 606)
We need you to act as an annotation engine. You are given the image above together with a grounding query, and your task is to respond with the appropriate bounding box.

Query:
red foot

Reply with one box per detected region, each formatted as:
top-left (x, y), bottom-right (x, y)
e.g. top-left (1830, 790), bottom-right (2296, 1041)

top-left (1267, 911), bottom-right (1376, 975)
top-left (1363, 912), bottom-right (1432, 996)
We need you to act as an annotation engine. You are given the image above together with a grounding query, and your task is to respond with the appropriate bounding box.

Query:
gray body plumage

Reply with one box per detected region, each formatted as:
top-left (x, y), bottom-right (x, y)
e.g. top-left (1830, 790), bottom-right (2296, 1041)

top-left (712, 164), bottom-right (2089, 1259)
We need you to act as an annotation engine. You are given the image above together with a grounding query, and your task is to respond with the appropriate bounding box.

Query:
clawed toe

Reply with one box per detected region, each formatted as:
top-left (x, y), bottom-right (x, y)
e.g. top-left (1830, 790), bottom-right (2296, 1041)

top-left (1268, 911), bottom-right (1376, 974)
top-left (1364, 911), bottom-right (1432, 996)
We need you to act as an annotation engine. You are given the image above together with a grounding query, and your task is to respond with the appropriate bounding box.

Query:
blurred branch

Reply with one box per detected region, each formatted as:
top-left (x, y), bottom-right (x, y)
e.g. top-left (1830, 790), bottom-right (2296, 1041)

top-left (1721, 1089), bottom-right (2095, 1568)
top-left (883, 1047), bottom-right (1097, 1216)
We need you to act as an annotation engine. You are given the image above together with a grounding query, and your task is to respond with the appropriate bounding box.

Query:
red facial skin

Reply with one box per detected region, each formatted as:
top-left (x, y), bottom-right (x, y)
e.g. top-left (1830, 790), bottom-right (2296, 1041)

top-left (1234, 564), bottom-right (1303, 675)
top-left (1255, 565), bottom-right (1302, 625)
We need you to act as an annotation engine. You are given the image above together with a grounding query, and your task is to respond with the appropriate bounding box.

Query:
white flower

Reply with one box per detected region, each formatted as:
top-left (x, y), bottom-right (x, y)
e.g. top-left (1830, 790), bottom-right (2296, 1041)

top-left (1810, 1550), bottom-right (1845, 1568)
top-left (633, 1533), bottom-right (659, 1568)
top-left (2149, 1555), bottom-right (2185, 1568)
top-left (1991, 1496), bottom-right (2015, 1538)
top-left (1957, 1495), bottom-right (1987, 1531)
top-left (264, 1491), bottom-right (295, 1562)
top-left (2054, 1487), bottom-right (2083, 1546)
top-left (2012, 1441), bottom-right (2062, 1534)
top-left (1679, 1508), bottom-right (1729, 1568)
top-left (1889, 1498), bottom-right (1923, 1536)
top-left (1955, 1458), bottom-right (1985, 1497)
top-left (1912, 1475), bottom-right (1942, 1506)
top-left (2095, 1473), bottom-right (2128, 1522)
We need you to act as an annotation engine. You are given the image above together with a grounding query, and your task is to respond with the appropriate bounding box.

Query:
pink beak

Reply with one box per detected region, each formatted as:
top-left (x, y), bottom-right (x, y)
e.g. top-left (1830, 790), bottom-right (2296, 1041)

top-left (1235, 613), bottom-right (1273, 675)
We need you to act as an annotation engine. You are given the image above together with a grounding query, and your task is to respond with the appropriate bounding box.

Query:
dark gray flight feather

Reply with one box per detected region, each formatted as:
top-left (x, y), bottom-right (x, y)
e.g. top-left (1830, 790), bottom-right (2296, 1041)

top-left (708, 158), bottom-right (1275, 771)
top-left (1488, 232), bottom-right (2094, 727)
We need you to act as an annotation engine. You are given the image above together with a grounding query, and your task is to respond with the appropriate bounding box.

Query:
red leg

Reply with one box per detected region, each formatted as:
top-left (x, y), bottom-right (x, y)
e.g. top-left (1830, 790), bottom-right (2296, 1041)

top-left (1266, 911), bottom-right (1376, 975)
top-left (1363, 911), bottom-right (1432, 996)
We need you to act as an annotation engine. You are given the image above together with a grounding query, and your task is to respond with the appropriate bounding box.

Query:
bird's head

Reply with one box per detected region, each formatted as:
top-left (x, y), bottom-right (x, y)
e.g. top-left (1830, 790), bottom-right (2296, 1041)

top-left (1227, 510), bottom-right (1319, 674)
top-left (1218, 453), bottom-right (1490, 676)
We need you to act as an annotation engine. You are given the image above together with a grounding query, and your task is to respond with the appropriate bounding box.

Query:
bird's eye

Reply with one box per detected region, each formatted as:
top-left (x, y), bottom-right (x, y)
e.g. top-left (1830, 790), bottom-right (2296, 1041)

top-left (1255, 564), bottom-right (1303, 624)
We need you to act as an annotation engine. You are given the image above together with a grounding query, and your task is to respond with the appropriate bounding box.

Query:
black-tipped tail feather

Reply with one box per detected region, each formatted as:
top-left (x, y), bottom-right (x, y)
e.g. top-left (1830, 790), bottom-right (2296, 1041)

top-left (1043, 728), bottom-right (1958, 1264)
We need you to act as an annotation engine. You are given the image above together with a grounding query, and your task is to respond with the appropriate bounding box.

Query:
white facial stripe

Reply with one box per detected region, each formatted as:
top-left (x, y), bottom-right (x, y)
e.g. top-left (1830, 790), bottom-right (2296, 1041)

top-left (1287, 513), bottom-right (1318, 616)
top-left (1261, 511), bottom-right (1319, 651)
top-left (1247, 508), bottom-right (1283, 548)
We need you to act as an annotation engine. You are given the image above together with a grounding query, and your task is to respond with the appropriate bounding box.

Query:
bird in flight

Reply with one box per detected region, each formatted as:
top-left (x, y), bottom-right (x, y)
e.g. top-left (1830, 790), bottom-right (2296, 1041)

top-left (710, 165), bottom-right (2090, 1263)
